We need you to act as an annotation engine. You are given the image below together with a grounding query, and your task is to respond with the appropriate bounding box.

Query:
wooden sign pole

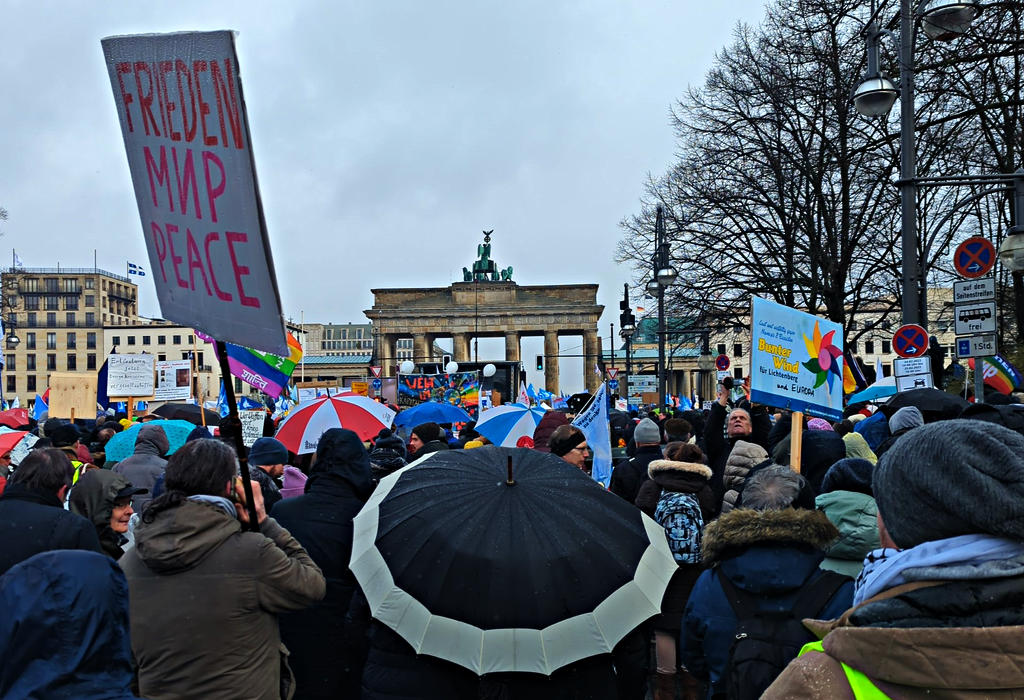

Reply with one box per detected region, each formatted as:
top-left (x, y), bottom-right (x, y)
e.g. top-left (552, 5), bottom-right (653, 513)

top-left (789, 411), bottom-right (804, 474)
top-left (127, 397), bottom-right (134, 422)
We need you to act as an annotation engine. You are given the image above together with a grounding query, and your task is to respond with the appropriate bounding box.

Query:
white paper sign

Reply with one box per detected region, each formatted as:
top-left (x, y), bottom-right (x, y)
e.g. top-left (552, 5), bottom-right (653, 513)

top-left (239, 409), bottom-right (265, 447)
top-left (102, 31), bottom-right (288, 355)
top-left (107, 354), bottom-right (156, 397)
top-left (154, 359), bottom-right (193, 401)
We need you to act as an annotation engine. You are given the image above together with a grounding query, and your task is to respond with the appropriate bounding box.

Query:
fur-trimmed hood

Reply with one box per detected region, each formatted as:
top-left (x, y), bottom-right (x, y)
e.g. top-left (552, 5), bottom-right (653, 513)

top-left (648, 459), bottom-right (712, 480)
top-left (701, 507), bottom-right (839, 565)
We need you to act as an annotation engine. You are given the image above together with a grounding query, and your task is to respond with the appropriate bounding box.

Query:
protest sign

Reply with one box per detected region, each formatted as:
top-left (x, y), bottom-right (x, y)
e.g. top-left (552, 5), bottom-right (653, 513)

top-left (48, 373), bottom-right (100, 419)
top-left (750, 297), bottom-right (844, 420)
top-left (101, 31), bottom-right (288, 355)
top-left (107, 354), bottom-right (156, 398)
top-left (154, 359), bottom-right (192, 401)
top-left (397, 372), bottom-right (479, 414)
top-left (239, 409), bottom-right (266, 447)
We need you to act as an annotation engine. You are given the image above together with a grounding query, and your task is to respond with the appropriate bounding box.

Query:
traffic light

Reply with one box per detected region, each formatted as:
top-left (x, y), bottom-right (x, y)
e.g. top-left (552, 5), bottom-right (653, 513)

top-left (619, 284), bottom-right (636, 335)
top-left (536, 354), bottom-right (544, 371)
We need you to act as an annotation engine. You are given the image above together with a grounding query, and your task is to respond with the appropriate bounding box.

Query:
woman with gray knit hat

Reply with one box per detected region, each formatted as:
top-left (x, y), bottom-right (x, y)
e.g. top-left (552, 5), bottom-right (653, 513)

top-left (766, 420), bottom-right (1024, 698)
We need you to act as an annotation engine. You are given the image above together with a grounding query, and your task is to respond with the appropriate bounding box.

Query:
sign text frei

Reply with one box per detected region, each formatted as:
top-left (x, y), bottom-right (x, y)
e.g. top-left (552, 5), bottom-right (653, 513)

top-left (102, 31), bottom-right (288, 355)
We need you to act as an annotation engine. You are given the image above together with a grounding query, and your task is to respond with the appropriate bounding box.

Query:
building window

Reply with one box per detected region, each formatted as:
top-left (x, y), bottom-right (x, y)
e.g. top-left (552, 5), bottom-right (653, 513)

top-left (24, 296), bottom-right (38, 310)
top-left (21, 278), bottom-right (38, 292)
top-left (4, 354), bottom-right (13, 370)
top-left (62, 279), bottom-right (78, 293)
top-left (733, 343), bottom-right (743, 358)
top-left (45, 295), bottom-right (60, 310)
top-left (849, 321), bottom-right (858, 331)
top-left (26, 375), bottom-right (36, 392)
top-left (87, 332), bottom-right (96, 349)
top-left (47, 354), bottom-right (57, 371)
top-left (112, 336), bottom-right (121, 347)
top-left (717, 343), bottom-right (727, 355)
top-left (85, 294), bottom-right (94, 306)
top-left (85, 278), bottom-right (94, 289)
top-left (67, 333), bottom-right (76, 349)
top-left (848, 340), bottom-right (858, 353)
top-left (44, 278), bottom-right (58, 292)
top-left (158, 353), bottom-right (166, 362)
top-left (66, 312), bottom-right (76, 326)
top-left (25, 332), bottom-right (35, 350)
top-left (26, 354), bottom-right (36, 371)
top-left (734, 368), bottom-right (743, 379)
top-left (67, 354), bottom-right (77, 371)
top-left (47, 332), bottom-right (56, 350)
top-left (882, 363), bottom-right (892, 377)
top-left (142, 335), bottom-right (151, 345)
top-left (882, 340), bottom-right (891, 355)
top-left (65, 296), bottom-right (79, 310)
top-left (158, 335), bottom-right (166, 345)
top-left (46, 313), bottom-right (56, 327)
top-left (86, 312), bottom-right (95, 326)
top-left (173, 335), bottom-right (181, 344)
top-left (5, 376), bottom-right (14, 393)
top-left (127, 337), bottom-right (136, 346)
top-left (26, 312), bottom-right (36, 327)
top-left (188, 335), bottom-right (194, 344)
top-left (865, 341), bottom-right (875, 354)
top-left (87, 354), bottom-right (96, 371)
top-left (197, 351), bottom-right (204, 367)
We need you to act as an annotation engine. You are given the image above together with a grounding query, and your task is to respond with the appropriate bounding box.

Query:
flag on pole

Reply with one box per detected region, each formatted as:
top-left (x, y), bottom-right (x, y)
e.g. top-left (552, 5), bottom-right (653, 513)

top-left (11, 396), bottom-right (20, 410)
top-left (127, 262), bottom-right (146, 276)
top-left (572, 382), bottom-right (612, 487)
top-left (843, 349), bottom-right (868, 395)
top-left (217, 380), bottom-right (229, 418)
top-left (13, 252), bottom-right (24, 268)
top-left (33, 394), bottom-right (47, 420)
top-left (967, 355), bottom-right (1023, 395)
top-left (199, 331), bottom-right (303, 399)
top-left (875, 357), bottom-right (885, 383)
top-left (517, 382), bottom-right (531, 407)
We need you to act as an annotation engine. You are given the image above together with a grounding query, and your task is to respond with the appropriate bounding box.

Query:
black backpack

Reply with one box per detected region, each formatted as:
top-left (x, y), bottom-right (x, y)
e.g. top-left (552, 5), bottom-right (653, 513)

top-left (715, 569), bottom-right (850, 700)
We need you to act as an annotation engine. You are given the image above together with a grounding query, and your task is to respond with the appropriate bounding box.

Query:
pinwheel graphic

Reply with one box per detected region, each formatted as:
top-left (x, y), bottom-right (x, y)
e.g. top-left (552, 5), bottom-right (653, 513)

top-left (802, 322), bottom-right (842, 390)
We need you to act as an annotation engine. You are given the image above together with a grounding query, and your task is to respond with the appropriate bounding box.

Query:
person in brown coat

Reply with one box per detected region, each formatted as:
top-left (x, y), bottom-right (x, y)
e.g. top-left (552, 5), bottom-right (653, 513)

top-left (765, 420), bottom-right (1024, 698)
top-left (120, 439), bottom-right (326, 700)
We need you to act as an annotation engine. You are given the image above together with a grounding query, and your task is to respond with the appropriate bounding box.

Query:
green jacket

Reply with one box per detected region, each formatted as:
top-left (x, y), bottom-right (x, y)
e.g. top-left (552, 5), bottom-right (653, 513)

top-left (816, 490), bottom-right (879, 577)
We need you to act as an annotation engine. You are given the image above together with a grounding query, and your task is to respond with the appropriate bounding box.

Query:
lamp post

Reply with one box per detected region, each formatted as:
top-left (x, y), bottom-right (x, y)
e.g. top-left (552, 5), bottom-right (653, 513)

top-left (648, 206), bottom-right (678, 409)
top-left (3, 320), bottom-right (18, 408)
top-left (619, 283), bottom-right (637, 406)
top-left (852, 0), bottom-right (981, 327)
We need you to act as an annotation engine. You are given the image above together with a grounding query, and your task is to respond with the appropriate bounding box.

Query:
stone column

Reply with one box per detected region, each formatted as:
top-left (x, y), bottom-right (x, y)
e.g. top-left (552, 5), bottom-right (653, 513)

top-left (413, 334), bottom-right (430, 363)
top-left (504, 331), bottom-right (520, 362)
top-left (583, 330), bottom-right (601, 394)
top-left (452, 333), bottom-right (470, 363)
top-left (380, 334), bottom-right (396, 376)
top-left (543, 331), bottom-right (559, 393)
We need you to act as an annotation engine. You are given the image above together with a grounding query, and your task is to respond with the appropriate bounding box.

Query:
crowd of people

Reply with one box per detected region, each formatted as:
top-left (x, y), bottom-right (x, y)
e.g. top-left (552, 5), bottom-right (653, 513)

top-left (1, 385), bottom-right (1023, 699)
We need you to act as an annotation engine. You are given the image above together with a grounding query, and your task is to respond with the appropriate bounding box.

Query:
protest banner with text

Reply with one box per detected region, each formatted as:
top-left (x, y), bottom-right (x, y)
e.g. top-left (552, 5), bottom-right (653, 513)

top-left (102, 31), bottom-right (288, 355)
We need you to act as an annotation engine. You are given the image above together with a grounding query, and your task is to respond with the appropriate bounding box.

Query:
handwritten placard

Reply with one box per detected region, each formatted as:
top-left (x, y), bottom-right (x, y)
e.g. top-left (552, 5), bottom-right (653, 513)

top-left (239, 409), bottom-right (265, 447)
top-left (107, 354), bottom-right (156, 398)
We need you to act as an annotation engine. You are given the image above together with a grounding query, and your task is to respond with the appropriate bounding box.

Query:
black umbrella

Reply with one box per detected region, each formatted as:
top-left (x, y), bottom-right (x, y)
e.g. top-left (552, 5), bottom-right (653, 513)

top-left (150, 402), bottom-right (222, 427)
top-left (350, 446), bottom-right (676, 675)
top-left (879, 388), bottom-right (969, 423)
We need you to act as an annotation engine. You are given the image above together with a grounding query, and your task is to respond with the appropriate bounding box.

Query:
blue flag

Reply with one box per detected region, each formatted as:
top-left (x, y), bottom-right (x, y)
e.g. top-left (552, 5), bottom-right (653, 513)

top-left (218, 381), bottom-right (229, 418)
top-left (33, 394), bottom-right (48, 420)
top-left (572, 383), bottom-right (612, 488)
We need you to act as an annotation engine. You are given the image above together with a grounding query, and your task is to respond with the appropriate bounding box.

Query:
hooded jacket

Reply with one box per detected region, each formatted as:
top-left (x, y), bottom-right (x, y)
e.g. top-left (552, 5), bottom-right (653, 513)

top-left (271, 429), bottom-right (373, 699)
top-left (112, 424), bottom-right (169, 511)
top-left (815, 490), bottom-right (880, 577)
top-left (0, 550), bottom-right (140, 699)
top-left (0, 482), bottom-right (103, 575)
top-left (720, 440), bottom-right (769, 514)
top-left (119, 499), bottom-right (326, 699)
top-left (680, 508), bottom-right (853, 697)
top-left (69, 469), bottom-right (133, 560)
top-left (765, 574), bottom-right (1024, 698)
top-left (532, 411), bottom-right (569, 453)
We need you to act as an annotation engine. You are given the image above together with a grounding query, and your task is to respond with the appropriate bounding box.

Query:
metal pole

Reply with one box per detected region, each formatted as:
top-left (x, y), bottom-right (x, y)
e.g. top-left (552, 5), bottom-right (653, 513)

top-left (655, 206), bottom-right (668, 410)
top-left (974, 360), bottom-right (986, 405)
top-left (609, 323), bottom-right (615, 394)
top-left (624, 335), bottom-right (631, 405)
top-left (899, 0), bottom-right (923, 327)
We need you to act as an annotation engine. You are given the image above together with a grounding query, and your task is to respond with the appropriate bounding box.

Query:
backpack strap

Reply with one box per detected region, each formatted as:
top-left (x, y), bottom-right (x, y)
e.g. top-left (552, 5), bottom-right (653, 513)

top-left (791, 571), bottom-right (851, 621)
top-left (716, 569), bottom-right (761, 620)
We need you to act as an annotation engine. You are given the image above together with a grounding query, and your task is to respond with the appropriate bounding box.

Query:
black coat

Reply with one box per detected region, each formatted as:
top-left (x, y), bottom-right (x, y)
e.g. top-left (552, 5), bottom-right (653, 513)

top-left (0, 483), bottom-right (103, 575)
top-left (609, 444), bottom-right (663, 504)
top-left (270, 430), bottom-right (372, 700)
top-left (703, 402), bottom-right (771, 507)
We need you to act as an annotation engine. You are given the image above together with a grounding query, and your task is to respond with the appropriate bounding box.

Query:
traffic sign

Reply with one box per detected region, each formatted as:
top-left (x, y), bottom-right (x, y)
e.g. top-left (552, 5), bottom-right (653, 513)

top-left (896, 373), bottom-right (934, 392)
top-left (607, 367), bottom-right (619, 380)
top-left (954, 237), bottom-right (996, 279)
top-left (953, 278), bottom-right (995, 304)
top-left (954, 301), bottom-right (997, 335)
top-left (371, 378), bottom-right (383, 390)
top-left (892, 324), bottom-right (929, 358)
top-left (956, 334), bottom-right (997, 359)
top-left (369, 366), bottom-right (383, 378)
top-left (715, 354), bottom-right (731, 371)
top-left (608, 379), bottom-right (619, 390)
top-left (894, 356), bottom-right (931, 377)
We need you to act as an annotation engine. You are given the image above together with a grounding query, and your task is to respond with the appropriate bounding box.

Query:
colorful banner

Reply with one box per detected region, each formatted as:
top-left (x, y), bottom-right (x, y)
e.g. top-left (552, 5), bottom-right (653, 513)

top-left (200, 331), bottom-right (302, 399)
top-left (750, 297), bottom-right (844, 420)
top-left (968, 355), bottom-right (1023, 395)
top-left (398, 372), bottom-right (480, 414)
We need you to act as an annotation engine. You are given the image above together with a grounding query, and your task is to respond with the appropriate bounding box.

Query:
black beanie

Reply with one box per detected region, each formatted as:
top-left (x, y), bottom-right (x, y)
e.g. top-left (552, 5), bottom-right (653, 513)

top-left (411, 422), bottom-right (442, 444)
top-left (874, 419), bottom-right (1024, 548)
top-left (820, 458), bottom-right (874, 497)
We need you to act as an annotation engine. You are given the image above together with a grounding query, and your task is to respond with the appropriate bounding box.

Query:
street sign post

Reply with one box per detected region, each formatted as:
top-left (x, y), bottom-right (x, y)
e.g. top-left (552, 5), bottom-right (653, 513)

top-left (369, 366), bottom-right (383, 378)
top-left (895, 373), bottom-right (934, 391)
top-left (892, 324), bottom-right (929, 358)
top-left (956, 334), bottom-right (997, 359)
top-left (954, 237), bottom-right (997, 279)
top-left (954, 301), bottom-right (997, 335)
top-left (715, 354), bottom-right (731, 371)
top-left (893, 355), bottom-right (934, 392)
top-left (372, 378), bottom-right (383, 390)
top-left (606, 367), bottom-right (619, 380)
top-left (953, 278), bottom-right (995, 304)
top-left (608, 379), bottom-right (619, 390)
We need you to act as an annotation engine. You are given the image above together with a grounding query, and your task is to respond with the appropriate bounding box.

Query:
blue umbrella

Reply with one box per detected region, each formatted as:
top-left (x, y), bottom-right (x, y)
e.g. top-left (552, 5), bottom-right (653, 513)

top-left (848, 378), bottom-right (898, 404)
top-left (475, 404), bottom-right (548, 447)
top-left (393, 401), bottom-right (472, 427)
top-left (104, 419), bottom-right (197, 463)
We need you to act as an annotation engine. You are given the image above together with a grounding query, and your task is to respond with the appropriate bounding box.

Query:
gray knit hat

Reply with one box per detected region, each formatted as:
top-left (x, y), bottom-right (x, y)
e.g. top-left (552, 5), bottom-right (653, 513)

top-left (873, 419), bottom-right (1024, 548)
top-left (633, 418), bottom-right (661, 445)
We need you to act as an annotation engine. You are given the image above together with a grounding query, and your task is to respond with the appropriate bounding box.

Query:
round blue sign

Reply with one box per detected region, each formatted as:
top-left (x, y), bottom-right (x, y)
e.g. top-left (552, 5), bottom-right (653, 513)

top-left (372, 378), bottom-right (383, 390)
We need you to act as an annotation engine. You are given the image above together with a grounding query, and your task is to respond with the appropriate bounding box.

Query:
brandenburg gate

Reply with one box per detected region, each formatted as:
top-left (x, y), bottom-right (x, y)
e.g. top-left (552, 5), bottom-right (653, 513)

top-left (365, 233), bottom-right (604, 394)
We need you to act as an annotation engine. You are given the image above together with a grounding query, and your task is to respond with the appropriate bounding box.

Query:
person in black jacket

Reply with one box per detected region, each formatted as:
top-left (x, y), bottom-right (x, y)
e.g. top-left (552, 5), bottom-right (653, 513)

top-left (0, 448), bottom-right (103, 574)
top-left (271, 428), bottom-right (374, 700)
top-left (702, 385), bottom-right (771, 509)
top-left (408, 422), bottom-right (450, 461)
top-left (610, 418), bottom-right (663, 503)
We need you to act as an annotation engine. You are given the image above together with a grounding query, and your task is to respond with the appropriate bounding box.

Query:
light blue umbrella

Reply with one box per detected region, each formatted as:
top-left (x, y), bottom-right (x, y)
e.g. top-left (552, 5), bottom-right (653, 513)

top-left (848, 378), bottom-right (898, 404)
top-left (104, 419), bottom-right (197, 464)
top-left (475, 404), bottom-right (548, 447)
top-left (393, 401), bottom-right (472, 427)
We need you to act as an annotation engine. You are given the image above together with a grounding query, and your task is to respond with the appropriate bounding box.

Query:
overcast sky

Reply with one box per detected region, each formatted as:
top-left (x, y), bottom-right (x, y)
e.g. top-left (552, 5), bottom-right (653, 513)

top-left (1, 0), bottom-right (766, 392)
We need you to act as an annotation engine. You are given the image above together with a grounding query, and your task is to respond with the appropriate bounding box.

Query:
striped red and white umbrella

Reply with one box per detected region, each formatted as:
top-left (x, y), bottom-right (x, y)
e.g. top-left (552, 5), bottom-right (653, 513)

top-left (275, 395), bottom-right (396, 454)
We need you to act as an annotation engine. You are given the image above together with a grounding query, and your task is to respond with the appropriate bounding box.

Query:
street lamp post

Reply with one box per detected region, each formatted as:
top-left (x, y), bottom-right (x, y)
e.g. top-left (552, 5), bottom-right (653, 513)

top-left (648, 206), bottom-right (678, 410)
top-left (852, 0), bottom-right (981, 328)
